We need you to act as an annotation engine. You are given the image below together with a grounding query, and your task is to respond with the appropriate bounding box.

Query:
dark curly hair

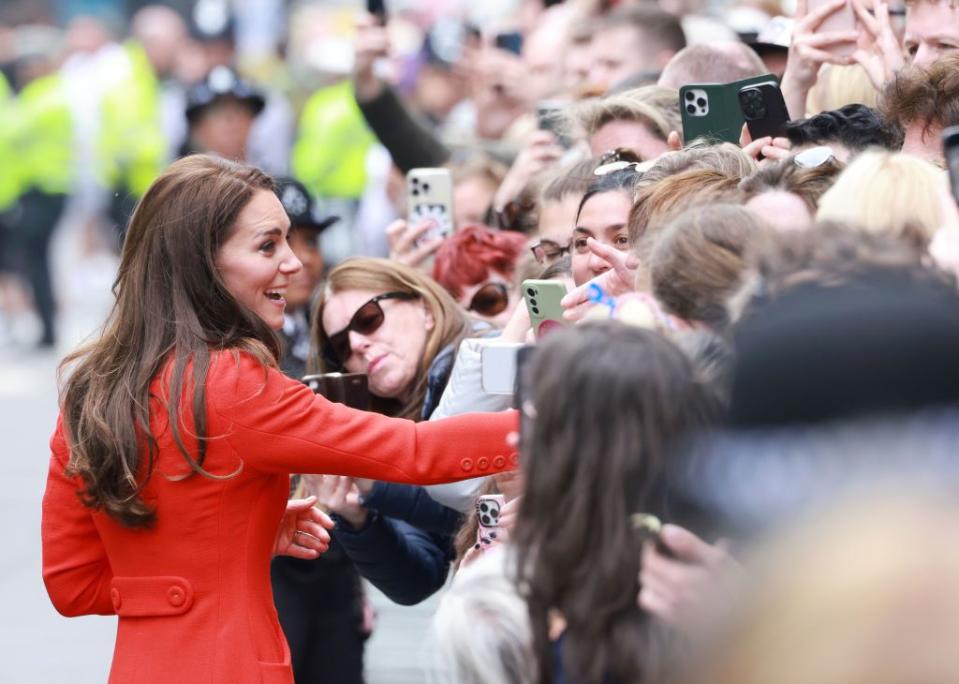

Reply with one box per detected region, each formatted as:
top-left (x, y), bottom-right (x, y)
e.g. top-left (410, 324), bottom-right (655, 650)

top-left (784, 104), bottom-right (903, 152)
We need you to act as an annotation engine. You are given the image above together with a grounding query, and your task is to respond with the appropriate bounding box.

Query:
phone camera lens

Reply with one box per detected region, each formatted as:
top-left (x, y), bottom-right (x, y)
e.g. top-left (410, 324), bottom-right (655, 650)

top-left (686, 103), bottom-right (695, 114)
top-left (411, 177), bottom-right (419, 186)
top-left (411, 188), bottom-right (419, 196)
top-left (696, 97), bottom-right (706, 108)
top-left (526, 287), bottom-right (535, 296)
top-left (530, 298), bottom-right (538, 307)
top-left (422, 183), bottom-right (430, 192)
top-left (685, 91), bottom-right (694, 101)
top-left (532, 307), bottom-right (540, 315)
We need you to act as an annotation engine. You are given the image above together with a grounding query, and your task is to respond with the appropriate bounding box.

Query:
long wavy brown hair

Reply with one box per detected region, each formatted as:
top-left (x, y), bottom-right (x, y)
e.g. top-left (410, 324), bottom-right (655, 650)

top-left (59, 155), bottom-right (279, 528)
top-left (310, 258), bottom-right (473, 420)
top-left (511, 322), bottom-right (717, 684)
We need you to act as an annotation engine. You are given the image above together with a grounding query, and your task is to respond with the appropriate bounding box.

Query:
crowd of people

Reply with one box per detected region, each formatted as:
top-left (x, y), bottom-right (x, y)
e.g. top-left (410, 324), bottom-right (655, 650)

top-left (18, 0), bottom-right (959, 681)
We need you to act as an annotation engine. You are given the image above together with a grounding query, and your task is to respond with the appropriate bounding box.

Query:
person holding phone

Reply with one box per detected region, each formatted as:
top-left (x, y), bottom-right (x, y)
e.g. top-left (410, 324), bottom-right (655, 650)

top-left (307, 258), bottom-right (494, 604)
top-left (41, 155), bottom-right (517, 684)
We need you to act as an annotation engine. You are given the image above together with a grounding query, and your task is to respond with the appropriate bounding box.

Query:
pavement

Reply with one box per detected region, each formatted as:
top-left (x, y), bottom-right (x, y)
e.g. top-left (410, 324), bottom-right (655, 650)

top-left (0, 214), bottom-right (439, 682)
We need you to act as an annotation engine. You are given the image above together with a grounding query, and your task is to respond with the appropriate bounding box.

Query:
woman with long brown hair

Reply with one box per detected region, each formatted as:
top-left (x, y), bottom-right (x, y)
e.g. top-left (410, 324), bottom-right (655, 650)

top-left (41, 155), bottom-right (515, 683)
top-left (511, 321), bottom-right (717, 684)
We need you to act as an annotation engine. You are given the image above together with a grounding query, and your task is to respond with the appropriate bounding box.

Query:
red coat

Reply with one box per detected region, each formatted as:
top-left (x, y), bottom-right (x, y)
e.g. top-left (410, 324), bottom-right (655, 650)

top-left (42, 351), bottom-right (517, 683)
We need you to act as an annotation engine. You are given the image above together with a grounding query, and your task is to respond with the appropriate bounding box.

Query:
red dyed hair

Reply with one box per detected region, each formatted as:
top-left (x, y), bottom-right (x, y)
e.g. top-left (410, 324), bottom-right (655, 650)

top-left (432, 225), bottom-right (528, 299)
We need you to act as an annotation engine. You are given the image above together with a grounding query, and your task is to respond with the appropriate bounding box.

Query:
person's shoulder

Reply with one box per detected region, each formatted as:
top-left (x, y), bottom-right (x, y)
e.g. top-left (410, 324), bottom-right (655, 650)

top-left (207, 348), bottom-right (275, 389)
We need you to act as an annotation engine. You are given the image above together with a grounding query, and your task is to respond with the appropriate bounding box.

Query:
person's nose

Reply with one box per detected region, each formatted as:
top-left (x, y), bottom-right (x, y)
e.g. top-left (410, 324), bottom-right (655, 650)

top-left (912, 42), bottom-right (937, 68)
top-left (279, 245), bottom-right (302, 275)
top-left (587, 249), bottom-right (611, 276)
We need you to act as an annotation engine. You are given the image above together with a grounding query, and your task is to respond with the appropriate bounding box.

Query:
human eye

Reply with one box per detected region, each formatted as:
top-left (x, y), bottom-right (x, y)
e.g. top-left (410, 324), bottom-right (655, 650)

top-left (614, 234), bottom-right (630, 250)
top-left (573, 236), bottom-right (589, 254)
top-left (905, 40), bottom-right (918, 56)
top-left (258, 240), bottom-right (276, 254)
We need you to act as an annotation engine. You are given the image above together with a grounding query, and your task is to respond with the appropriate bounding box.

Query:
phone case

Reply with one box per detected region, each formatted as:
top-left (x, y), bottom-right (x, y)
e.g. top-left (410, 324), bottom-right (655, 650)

top-left (407, 168), bottom-right (454, 240)
top-left (739, 81), bottom-right (790, 140)
top-left (522, 279), bottom-right (569, 339)
top-left (680, 74), bottom-right (778, 145)
top-left (475, 495), bottom-right (505, 549)
top-left (302, 373), bottom-right (370, 410)
top-left (806, 0), bottom-right (858, 57)
top-left (945, 126), bottom-right (959, 205)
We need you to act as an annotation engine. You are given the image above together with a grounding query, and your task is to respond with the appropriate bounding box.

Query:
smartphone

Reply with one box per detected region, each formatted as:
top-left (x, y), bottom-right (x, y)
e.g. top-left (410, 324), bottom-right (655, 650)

top-left (475, 494), bottom-right (505, 548)
top-left (945, 126), bottom-right (959, 206)
top-left (302, 373), bottom-right (370, 410)
top-left (367, 0), bottom-right (387, 23)
top-left (407, 168), bottom-right (454, 241)
top-left (536, 100), bottom-right (572, 149)
top-left (480, 342), bottom-right (524, 395)
top-left (739, 81), bottom-right (790, 140)
top-left (680, 73), bottom-right (779, 145)
top-left (806, 0), bottom-right (857, 57)
top-left (494, 31), bottom-right (523, 56)
top-left (522, 279), bottom-right (569, 339)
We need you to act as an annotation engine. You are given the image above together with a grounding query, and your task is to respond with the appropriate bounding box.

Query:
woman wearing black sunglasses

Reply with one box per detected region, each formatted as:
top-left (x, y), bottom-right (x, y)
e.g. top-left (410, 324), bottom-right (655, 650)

top-left (305, 257), bottom-right (497, 604)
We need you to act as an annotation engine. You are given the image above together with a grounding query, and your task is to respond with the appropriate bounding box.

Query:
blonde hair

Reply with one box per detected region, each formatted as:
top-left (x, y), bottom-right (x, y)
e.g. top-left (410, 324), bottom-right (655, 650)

top-left (806, 64), bottom-right (879, 116)
top-left (311, 258), bottom-right (473, 420)
top-left (816, 150), bottom-right (947, 244)
top-left (681, 491), bottom-right (959, 684)
top-left (572, 85), bottom-right (682, 144)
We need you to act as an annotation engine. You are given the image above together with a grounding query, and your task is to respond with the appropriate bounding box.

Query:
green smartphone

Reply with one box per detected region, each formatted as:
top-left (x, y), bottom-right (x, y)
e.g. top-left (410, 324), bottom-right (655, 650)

top-left (522, 279), bottom-right (569, 339)
top-left (680, 74), bottom-right (779, 145)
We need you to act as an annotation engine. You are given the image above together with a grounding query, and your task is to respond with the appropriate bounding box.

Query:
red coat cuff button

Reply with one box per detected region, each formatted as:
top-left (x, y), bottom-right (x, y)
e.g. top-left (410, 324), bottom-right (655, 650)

top-left (167, 586), bottom-right (185, 607)
top-left (461, 458), bottom-right (473, 472)
top-left (477, 457), bottom-right (489, 470)
top-left (493, 456), bottom-right (505, 469)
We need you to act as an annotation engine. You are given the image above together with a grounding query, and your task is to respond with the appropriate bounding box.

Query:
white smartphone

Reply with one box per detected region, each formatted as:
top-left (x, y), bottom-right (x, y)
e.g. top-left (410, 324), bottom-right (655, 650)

top-left (407, 168), bottom-right (454, 241)
top-left (480, 341), bottom-right (524, 395)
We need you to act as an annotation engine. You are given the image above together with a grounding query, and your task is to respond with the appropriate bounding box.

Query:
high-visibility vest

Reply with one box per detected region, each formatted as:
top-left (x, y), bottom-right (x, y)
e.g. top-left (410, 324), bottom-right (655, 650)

top-left (98, 41), bottom-right (166, 197)
top-left (0, 72), bottom-right (19, 209)
top-left (291, 80), bottom-right (375, 199)
top-left (13, 73), bottom-right (73, 196)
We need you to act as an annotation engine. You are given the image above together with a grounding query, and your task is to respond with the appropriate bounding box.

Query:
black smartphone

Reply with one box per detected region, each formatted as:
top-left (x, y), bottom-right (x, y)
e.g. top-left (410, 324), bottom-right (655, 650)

top-left (367, 0), bottom-right (387, 23)
top-left (738, 81), bottom-right (790, 140)
top-left (494, 31), bottom-right (523, 56)
top-left (944, 126), bottom-right (959, 205)
top-left (302, 373), bottom-right (371, 410)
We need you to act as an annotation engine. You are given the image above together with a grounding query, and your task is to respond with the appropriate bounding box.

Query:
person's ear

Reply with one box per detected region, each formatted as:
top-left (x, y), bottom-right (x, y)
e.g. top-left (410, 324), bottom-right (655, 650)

top-left (667, 130), bottom-right (682, 151)
top-left (423, 302), bottom-right (435, 332)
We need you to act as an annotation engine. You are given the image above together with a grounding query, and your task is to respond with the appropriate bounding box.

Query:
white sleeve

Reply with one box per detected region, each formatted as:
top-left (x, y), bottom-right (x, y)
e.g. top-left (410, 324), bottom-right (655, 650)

top-left (424, 338), bottom-right (514, 512)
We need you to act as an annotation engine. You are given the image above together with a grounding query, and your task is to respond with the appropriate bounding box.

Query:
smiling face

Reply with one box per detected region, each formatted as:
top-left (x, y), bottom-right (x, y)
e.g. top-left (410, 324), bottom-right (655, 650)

top-left (321, 289), bottom-right (434, 399)
top-left (215, 189), bottom-right (302, 330)
top-left (571, 191), bottom-right (633, 286)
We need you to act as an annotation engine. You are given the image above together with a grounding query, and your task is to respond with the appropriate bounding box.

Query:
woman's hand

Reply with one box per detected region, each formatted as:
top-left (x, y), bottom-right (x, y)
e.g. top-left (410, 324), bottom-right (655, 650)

top-left (638, 524), bottom-right (740, 633)
top-left (740, 124), bottom-right (793, 163)
top-left (561, 239), bottom-right (640, 321)
top-left (273, 496), bottom-right (334, 559)
top-left (305, 474), bottom-right (370, 530)
top-left (780, 0), bottom-right (859, 118)
top-left (386, 219), bottom-right (445, 268)
top-left (850, 0), bottom-right (904, 90)
top-left (500, 297), bottom-right (532, 344)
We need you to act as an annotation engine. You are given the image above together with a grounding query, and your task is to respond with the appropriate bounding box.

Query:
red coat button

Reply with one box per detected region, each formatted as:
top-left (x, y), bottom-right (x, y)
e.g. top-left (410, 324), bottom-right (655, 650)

top-left (477, 457), bottom-right (489, 470)
top-left (509, 452), bottom-right (519, 466)
top-left (168, 586), bottom-right (185, 607)
top-left (461, 458), bottom-right (473, 472)
top-left (493, 456), bottom-right (506, 469)
top-left (110, 588), bottom-right (122, 610)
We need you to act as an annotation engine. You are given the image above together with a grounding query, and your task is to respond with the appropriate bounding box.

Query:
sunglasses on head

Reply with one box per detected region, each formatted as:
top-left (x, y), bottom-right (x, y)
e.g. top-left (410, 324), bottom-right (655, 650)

top-left (468, 282), bottom-right (510, 317)
top-left (323, 291), bottom-right (418, 368)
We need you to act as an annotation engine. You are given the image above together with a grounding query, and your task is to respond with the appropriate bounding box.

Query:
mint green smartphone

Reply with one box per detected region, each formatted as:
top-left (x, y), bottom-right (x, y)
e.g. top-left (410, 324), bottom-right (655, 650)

top-left (522, 279), bottom-right (569, 339)
top-left (680, 74), bottom-right (778, 145)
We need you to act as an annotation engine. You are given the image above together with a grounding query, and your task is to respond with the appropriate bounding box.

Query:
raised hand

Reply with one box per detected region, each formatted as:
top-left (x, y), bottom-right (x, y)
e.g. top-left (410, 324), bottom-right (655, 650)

top-left (273, 496), bottom-right (335, 559)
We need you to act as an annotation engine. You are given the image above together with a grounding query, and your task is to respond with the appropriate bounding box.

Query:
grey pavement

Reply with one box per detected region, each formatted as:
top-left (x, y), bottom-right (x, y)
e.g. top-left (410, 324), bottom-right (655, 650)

top-left (0, 215), bottom-right (440, 682)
